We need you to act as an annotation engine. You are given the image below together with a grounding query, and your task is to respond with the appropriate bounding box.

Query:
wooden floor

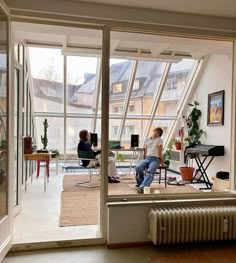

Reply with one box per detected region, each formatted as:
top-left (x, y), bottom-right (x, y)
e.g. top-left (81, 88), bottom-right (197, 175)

top-left (149, 241), bottom-right (236, 263)
top-left (4, 241), bottom-right (236, 263)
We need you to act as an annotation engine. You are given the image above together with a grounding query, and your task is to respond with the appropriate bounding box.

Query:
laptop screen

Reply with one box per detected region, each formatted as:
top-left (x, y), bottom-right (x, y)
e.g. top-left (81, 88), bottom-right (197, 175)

top-left (108, 140), bottom-right (121, 149)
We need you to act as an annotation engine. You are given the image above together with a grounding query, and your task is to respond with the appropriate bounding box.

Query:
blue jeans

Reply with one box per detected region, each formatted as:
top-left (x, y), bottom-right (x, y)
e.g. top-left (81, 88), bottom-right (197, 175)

top-left (135, 156), bottom-right (159, 189)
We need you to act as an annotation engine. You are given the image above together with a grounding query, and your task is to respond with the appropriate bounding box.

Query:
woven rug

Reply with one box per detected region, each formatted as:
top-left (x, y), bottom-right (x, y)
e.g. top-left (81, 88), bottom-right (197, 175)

top-left (59, 174), bottom-right (200, 227)
top-left (60, 191), bottom-right (99, 226)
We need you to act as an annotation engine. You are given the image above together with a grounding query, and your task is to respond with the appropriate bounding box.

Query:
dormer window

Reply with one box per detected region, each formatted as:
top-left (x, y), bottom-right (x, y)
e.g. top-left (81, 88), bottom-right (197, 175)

top-left (132, 79), bottom-right (139, 90)
top-left (112, 83), bottom-right (123, 93)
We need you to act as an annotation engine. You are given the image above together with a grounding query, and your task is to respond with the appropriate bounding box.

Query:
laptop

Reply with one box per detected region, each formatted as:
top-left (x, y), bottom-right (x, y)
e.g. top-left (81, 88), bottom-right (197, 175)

top-left (108, 140), bottom-right (121, 149)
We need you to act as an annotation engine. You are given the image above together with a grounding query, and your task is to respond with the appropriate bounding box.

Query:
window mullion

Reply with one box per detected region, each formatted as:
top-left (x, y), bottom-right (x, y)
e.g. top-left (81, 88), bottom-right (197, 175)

top-left (140, 63), bottom-right (171, 146)
top-left (91, 58), bottom-right (102, 132)
top-left (117, 60), bottom-right (138, 140)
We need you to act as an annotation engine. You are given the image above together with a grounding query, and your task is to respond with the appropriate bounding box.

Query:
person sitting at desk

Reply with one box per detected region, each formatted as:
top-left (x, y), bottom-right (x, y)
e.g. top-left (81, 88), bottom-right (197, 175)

top-left (77, 130), bottom-right (120, 183)
top-left (135, 127), bottom-right (164, 194)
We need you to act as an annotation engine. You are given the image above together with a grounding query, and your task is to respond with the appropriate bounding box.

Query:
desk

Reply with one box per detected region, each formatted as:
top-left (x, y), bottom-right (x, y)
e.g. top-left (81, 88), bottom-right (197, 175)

top-left (24, 152), bottom-right (52, 192)
top-left (109, 147), bottom-right (145, 175)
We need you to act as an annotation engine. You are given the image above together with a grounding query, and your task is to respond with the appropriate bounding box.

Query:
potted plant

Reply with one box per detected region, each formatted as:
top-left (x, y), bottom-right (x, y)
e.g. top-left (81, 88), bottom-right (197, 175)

top-left (184, 101), bottom-right (205, 146)
top-left (180, 101), bottom-right (205, 181)
top-left (163, 138), bottom-right (176, 168)
top-left (174, 138), bottom-right (182, 150)
top-left (37, 119), bottom-right (49, 153)
top-left (51, 149), bottom-right (60, 158)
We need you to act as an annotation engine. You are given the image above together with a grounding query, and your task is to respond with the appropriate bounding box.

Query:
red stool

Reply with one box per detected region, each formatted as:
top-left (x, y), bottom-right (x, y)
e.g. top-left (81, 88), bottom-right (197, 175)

top-left (158, 165), bottom-right (167, 187)
top-left (36, 160), bottom-right (50, 178)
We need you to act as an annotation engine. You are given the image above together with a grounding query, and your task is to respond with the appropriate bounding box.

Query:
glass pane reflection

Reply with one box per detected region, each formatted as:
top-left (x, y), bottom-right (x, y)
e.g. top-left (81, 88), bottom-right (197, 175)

top-left (0, 7), bottom-right (8, 219)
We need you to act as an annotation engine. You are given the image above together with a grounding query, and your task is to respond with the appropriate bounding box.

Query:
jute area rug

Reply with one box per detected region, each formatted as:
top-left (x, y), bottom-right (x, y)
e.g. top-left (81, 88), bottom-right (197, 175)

top-left (59, 174), bottom-right (200, 227)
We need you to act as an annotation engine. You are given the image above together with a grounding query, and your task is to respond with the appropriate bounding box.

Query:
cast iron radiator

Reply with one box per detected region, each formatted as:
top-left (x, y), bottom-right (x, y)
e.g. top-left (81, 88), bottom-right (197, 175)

top-left (149, 206), bottom-right (236, 245)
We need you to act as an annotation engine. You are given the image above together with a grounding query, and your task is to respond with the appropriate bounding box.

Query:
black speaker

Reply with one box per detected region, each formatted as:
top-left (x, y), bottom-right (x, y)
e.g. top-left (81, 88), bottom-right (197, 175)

top-left (90, 133), bottom-right (98, 147)
top-left (131, 134), bottom-right (139, 148)
top-left (24, 136), bottom-right (32, 154)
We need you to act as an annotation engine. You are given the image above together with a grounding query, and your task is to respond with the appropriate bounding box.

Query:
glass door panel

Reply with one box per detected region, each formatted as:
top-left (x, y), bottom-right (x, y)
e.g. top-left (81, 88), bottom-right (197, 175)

top-left (0, 2), bottom-right (11, 262)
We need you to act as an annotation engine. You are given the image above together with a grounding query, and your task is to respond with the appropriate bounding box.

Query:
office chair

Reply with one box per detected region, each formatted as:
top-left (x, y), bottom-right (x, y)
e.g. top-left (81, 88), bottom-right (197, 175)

top-left (77, 150), bottom-right (100, 188)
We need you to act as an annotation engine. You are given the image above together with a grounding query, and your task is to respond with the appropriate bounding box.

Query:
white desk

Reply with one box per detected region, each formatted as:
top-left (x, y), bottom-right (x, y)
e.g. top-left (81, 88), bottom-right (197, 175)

top-left (109, 147), bottom-right (145, 174)
top-left (24, 152), bottom-right (52, 192)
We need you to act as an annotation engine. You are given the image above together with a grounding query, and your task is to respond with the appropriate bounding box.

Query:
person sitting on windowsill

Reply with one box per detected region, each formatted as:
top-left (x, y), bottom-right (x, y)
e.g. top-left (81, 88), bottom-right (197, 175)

top-left (77, 129), bottom-right (120, 183)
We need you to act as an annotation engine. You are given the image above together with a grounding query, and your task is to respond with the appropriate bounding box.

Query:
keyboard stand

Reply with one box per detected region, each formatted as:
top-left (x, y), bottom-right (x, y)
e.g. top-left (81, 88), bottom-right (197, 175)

top-left (190, 154), bottom-right (214, 190)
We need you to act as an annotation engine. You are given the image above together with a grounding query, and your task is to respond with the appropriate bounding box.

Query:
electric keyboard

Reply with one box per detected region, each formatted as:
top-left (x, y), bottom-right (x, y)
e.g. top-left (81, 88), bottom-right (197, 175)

top-left (185, 144), bottom-right (224, 156)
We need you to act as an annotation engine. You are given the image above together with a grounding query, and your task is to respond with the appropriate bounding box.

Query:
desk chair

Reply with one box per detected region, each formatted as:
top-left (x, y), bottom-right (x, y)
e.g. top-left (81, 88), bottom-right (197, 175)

top-left (77, 150), bottom-right (100, 188)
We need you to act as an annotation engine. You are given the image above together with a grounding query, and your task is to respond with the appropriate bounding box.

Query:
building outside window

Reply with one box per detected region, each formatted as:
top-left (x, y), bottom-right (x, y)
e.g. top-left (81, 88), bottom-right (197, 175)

top-left (112, 105), bottom-right (124, 114)
top-left (112, 126), bottom-right (119, 136)
top-left (166, 78), bottom-right (177, 90)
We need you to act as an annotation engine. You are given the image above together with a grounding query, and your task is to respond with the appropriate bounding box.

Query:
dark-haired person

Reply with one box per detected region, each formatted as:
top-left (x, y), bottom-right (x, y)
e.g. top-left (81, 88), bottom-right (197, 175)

top-left (135, 127), bottom-right (164, 193)
top-left (77, 129), bottom-right (120, 183)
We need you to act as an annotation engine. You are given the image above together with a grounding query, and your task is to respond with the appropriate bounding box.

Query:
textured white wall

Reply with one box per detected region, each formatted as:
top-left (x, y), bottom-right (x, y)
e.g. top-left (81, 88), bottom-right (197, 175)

top-left (190, 54), bottom-right (232, 178)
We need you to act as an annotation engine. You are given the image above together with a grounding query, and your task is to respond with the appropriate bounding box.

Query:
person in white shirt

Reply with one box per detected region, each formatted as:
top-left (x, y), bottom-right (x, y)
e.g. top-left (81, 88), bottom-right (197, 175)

top-left (135, 127), bottom-right (164, 193)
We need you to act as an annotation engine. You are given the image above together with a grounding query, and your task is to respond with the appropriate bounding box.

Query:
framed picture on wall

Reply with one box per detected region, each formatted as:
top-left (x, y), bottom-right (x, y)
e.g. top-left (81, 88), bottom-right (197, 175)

top-left (207, 90), bottom-right (225, 126)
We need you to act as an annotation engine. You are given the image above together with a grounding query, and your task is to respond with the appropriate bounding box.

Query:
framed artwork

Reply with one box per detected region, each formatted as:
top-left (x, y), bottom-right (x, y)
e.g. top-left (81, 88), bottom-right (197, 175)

top-left (207, 90), bottom-right (225, 126)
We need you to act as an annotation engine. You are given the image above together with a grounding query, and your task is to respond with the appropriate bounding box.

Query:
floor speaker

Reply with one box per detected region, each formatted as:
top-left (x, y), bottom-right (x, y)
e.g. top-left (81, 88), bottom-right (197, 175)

top-left (131, 134), bottom-right (139, 148)
top-left (24, 136), bottom-right (32, 154)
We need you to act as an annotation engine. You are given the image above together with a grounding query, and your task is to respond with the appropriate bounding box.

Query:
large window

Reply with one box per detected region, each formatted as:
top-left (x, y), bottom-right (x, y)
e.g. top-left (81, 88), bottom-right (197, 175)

top-left (29, 29), bottom-right (102, 157)
top-left (27, 27), bottom-right (233, 198)
top-left (67, 56), bottom-right (99, 114)
top-left (157, 59), bottom-right (195, 116)
top-left (29, 47), bottom-right (63, 113)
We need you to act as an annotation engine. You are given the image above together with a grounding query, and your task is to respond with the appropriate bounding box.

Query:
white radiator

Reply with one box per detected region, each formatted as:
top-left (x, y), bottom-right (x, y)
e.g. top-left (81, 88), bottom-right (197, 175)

top-left (149, 206), bottom-right (236, 245)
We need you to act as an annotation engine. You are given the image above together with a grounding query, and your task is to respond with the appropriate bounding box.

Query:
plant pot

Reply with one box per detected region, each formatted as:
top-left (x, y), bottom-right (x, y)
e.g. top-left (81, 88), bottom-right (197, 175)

top-left (179, 166), bottom-right (195, 181)
top-left (37, 149), bottom-right (49, 153)
top-left (175, 142), bottom-right (182, 150)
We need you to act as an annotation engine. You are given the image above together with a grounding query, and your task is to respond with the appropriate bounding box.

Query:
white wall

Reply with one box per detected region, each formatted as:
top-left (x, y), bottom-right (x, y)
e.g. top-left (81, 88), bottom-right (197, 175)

top-left (189, 54), bottom-right (232, 178)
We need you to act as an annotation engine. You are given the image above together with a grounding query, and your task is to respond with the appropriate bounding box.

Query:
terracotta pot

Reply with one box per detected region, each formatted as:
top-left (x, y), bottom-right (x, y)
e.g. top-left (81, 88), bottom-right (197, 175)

top-left (175, 142), bottom-right (182, 150)
top-left (179, 166), bottom-right (195, 181)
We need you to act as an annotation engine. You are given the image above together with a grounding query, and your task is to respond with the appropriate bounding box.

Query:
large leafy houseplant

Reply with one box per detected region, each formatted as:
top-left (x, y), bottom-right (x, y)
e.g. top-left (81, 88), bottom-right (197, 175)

top-left (185, 101), bottom-right (205, 146)
top-left (180, 101), bottom-right (205, 181)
